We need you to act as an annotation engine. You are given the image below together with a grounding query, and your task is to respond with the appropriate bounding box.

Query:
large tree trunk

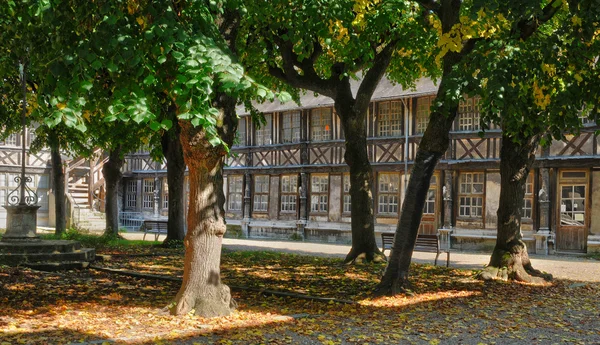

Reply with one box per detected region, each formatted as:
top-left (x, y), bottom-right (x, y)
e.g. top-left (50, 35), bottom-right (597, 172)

top-left (479, 132), bottom-right (552, 283)
top-left (335, 101), bottom-right (382, 264)
top-left (376, 78), bottom-right (460, 295)
top-left (171, 94), bottom-right (237, 317)
top-left (162, 109), bottom-right (186, 245)
top-left (102, 147), bottom-right (123, 236)
top-left (49, 131), bottom-right (66, 236)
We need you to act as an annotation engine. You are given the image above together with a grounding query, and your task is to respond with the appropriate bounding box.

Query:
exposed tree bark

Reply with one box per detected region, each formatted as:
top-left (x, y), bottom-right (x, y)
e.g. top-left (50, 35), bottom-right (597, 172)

top-left (48, 131), bottom-right (66, 236)
top-left (479, 132), bottom-right (552, 283)
top-left (161, 105), bottom-right (186, 245)
top-left (171, 93), bottom-right (238, 318)
top-left (102, 146), bottom-right (123, 236)
top-left (268, 38), bottom-right (398, 263)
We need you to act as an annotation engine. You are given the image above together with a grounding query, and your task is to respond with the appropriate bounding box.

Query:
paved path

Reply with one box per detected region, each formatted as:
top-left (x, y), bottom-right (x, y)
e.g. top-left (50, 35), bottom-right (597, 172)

top-left (122, 232), bottom-right (600, 282)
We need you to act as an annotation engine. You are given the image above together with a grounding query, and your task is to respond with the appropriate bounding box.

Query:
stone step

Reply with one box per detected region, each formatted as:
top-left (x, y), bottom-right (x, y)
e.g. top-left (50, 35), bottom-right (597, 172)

top-left (22, 261), bottom-right (91, 271)
top-left (0, 248), bottom-right (95, 265)
top-left (0, 240), bottom-right (81, 254)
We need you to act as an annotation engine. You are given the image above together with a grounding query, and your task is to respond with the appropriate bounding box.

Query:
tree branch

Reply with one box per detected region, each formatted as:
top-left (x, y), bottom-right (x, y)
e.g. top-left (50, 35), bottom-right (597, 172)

top-left (414, 0), bottom-right (441, 14)
top-left (515, 0), bottom-right (562, 40)
top-left (268, 36), bottom-right (337, 98)
top-left (355, 40), bottom-right (399, 111)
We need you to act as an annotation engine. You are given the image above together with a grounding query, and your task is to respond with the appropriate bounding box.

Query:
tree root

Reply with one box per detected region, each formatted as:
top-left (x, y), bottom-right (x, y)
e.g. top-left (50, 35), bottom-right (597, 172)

top-left (373, 271), bottom-right (411, 297)
top-left (344, 250), bottom-right (387, 265)
top-left (478, 246), bottom-right (552, 284)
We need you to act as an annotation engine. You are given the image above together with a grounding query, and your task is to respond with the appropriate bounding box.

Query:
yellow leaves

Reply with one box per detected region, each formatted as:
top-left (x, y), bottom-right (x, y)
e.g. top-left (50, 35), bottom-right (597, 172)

top-left (352, 0), bottom-right (381, 29)
top-left (56, 102), bottom-right (66, 110)
top-left (533, 80), bottom-right (551, 109)
top-left (574, 73), bottom-right (583, 83)
top-left (541, 63), bottom-right (557, 77)
top-left (572, 15), bottom-right (582, 26)
top-left (328, 20), bottom-right (350, 44)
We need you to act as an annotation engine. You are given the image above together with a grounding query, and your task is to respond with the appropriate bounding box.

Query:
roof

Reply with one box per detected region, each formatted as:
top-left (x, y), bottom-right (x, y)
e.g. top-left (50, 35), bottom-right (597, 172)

top-left (236, 77), bottom-right (439, 116)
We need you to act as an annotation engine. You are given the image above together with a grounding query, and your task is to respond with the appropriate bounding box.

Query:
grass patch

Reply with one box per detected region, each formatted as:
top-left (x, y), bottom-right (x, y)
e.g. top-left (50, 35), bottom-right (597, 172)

top-left (39, 228), bottom-right (162, 253)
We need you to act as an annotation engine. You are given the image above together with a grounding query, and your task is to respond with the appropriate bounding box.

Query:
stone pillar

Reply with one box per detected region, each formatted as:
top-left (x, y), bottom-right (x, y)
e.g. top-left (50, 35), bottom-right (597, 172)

top-left (297, 172), bottom-right (307, 240)
top-left (241, 172), bottom-right (252, 238)
top-left (2, 205), bottom-right (41, 242)
top-left (535, 168), bottom-right (552, 255)
top-left (439, 170), bottom-right (454, 251)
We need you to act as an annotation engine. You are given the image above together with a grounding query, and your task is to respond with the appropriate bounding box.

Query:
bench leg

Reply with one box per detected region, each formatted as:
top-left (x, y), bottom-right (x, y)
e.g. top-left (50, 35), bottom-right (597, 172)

top-left (434, 252), bottom-right (440, 266)
top-left (446, 252), bottom-right (450, 267)
top-left (155, 232), bottom-right (160, 241)
top-left (143, 232), bottom-right (147, 241)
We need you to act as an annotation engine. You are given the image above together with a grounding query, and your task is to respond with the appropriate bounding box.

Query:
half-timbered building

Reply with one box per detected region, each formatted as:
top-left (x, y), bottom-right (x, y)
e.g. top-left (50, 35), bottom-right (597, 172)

top-left (3, 77), bottom-right (599, 254)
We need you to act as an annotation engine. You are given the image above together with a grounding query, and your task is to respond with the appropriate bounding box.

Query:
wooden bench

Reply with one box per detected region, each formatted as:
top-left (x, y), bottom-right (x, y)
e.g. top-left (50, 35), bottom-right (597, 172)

top-left (381, 233), bottom-right (450, 267)
top-left (142, 220), bottom-right (168, 241)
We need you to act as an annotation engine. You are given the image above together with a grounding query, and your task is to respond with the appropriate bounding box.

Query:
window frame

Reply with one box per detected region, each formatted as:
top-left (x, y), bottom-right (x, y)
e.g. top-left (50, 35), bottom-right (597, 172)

top-left (310, 174), bottom-right (329, 214)
top-left (310, 108), bottom-right (332, 142)
top-left (227, 175), bottom-right (244, 212)
top-left (234, 117), bottom-right (247, 147)
top-left (377, 172), bottom-right (400, 215)
top-left (254, 114), bottom-right (272, 146)
top-left (458, 172), bottom-right (485, 219)
top-left (558, 170), bottom-right (588, 227)
top-left (342, 173), bottom-right (351, 214)
top-left (416, 96), bottom-right (434, 135)
top-left (377, 100), bottom-right (403, 137)
top-left (162, 179), bottom-right (169, 210)
top-left (253, 175), bottom-right (270, 213)
top-left (280, 174), bottom-right (298, 213)
top-left (522, 173), bottom-right (534, 221)
top-left (125, 180), bottom-right (137, 209)
top-left (457, 96), bottom-right (481, 132)
top-left (281, 110), bottom-right (302, 144)
top-left (142, 178), bottom-right (155, 209)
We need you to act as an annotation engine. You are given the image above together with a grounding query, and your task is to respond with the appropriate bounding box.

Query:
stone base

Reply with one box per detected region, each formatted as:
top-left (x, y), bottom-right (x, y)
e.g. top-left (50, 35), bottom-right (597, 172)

top-left (0, 240), bottom-right (96, 270)
top-left (2, 205), bottom-right (41, 241)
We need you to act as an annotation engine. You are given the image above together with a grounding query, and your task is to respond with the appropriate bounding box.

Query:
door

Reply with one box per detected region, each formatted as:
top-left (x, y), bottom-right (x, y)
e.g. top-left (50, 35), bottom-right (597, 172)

top-left (557, 170), bottom-right (588, 253)
top-left (419, 174), bottom-right (439, 235)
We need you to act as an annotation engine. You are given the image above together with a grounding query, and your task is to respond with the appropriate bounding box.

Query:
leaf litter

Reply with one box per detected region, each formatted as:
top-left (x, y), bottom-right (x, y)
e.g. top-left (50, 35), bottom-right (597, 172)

top-left (1, 248), bottom-right (599, 344)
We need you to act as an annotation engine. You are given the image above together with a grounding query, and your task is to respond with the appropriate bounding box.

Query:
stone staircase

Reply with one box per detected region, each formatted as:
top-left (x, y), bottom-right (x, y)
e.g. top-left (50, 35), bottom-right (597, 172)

top-left (67, 151), bottom-right (108, 233)
top-left (0, 240), bottom-right (96, 271)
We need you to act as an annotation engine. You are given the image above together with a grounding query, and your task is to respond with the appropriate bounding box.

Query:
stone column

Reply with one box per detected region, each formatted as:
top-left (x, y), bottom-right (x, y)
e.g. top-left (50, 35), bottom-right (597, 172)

top-left (438, 170), bottom-right (454, 251)
top-left (241, 172), bottom-right (252, 238)
top-left (297, 172), bottom-right (307, 240)
top-left (535, 167), bottom-right (552, 255)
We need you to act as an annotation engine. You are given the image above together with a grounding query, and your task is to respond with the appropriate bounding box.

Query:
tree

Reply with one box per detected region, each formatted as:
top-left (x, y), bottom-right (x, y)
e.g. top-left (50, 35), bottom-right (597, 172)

top-left (376, 0), bottom-right (564, 294)
top-left (466, 1), bottom-right (600, 282)
top-left (0, 0), bottom-right (279, 317)
top-left (240, 0), bottom-right (437, 263)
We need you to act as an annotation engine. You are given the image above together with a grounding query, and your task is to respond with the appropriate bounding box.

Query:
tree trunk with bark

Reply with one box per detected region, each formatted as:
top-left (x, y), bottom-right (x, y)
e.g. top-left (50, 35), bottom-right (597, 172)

top-left (102, 147), bottom-right (123, 236)
top-left (479, 132), bottom-right (552, 283)
top-left (335, 99), bottom-right (382, 264)
top-left (171, 94), bottom-right (237, 317)
top-left (162, 109), bottom-right (186, 246)
top-left (376, 77), bottom-right (460, 295)
top-left (49, 131), bottom-right (66, 236)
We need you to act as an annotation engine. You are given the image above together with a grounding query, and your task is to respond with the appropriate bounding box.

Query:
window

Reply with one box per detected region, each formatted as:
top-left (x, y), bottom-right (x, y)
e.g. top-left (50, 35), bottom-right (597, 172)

top-left (280, 175), bottom-right (297, 212)
top-left (255, 114), bottom-right (272, 146)
top-left (579, 105), bottom-right (596, 125)
top-left (457, 97), bottom-right (481, 131)
top-left (523, 174), bottom-right (533, 220)
top-left (253, 175), bottom-right (269, 212)
top-left (162, 179), bottom-right (169, 210)
top-left (378, 101), bottom-right (402, 137)
top-left (559, 171), bottom-right (588, 226)
top-left (343, 174), bottom-right (351, 213)
top-left (423, 175), bottom-right (436, 214)
top-left (282, 111), bottom-right (301, 143)
top-left (234, 117), bottom-right (246, 147)
top-left (459, 172), bottom-right (484, 218)
top-left (311, 108), bottom-right (332, 141)
top-left (416, 96), bottom-right (434, 134)
top-left (378, 173), bottom-right (400, 214)
top-left (143, 179), bottom-right (155, 209)
top-left (126, 180), bottom-right (137, 209)
top-left (2, 134), bottom-right (18, 147)
top-left (310, 174), bottom-right (329, 213)
top-left (227, 175), bottom-right (243, 211)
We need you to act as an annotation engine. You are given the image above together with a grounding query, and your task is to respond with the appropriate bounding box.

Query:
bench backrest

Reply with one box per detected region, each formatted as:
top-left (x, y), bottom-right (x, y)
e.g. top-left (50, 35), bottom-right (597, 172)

top-left (381, 233), bottom-right (439, 250)
top-left (145, 221), bottom-right (168, 230)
